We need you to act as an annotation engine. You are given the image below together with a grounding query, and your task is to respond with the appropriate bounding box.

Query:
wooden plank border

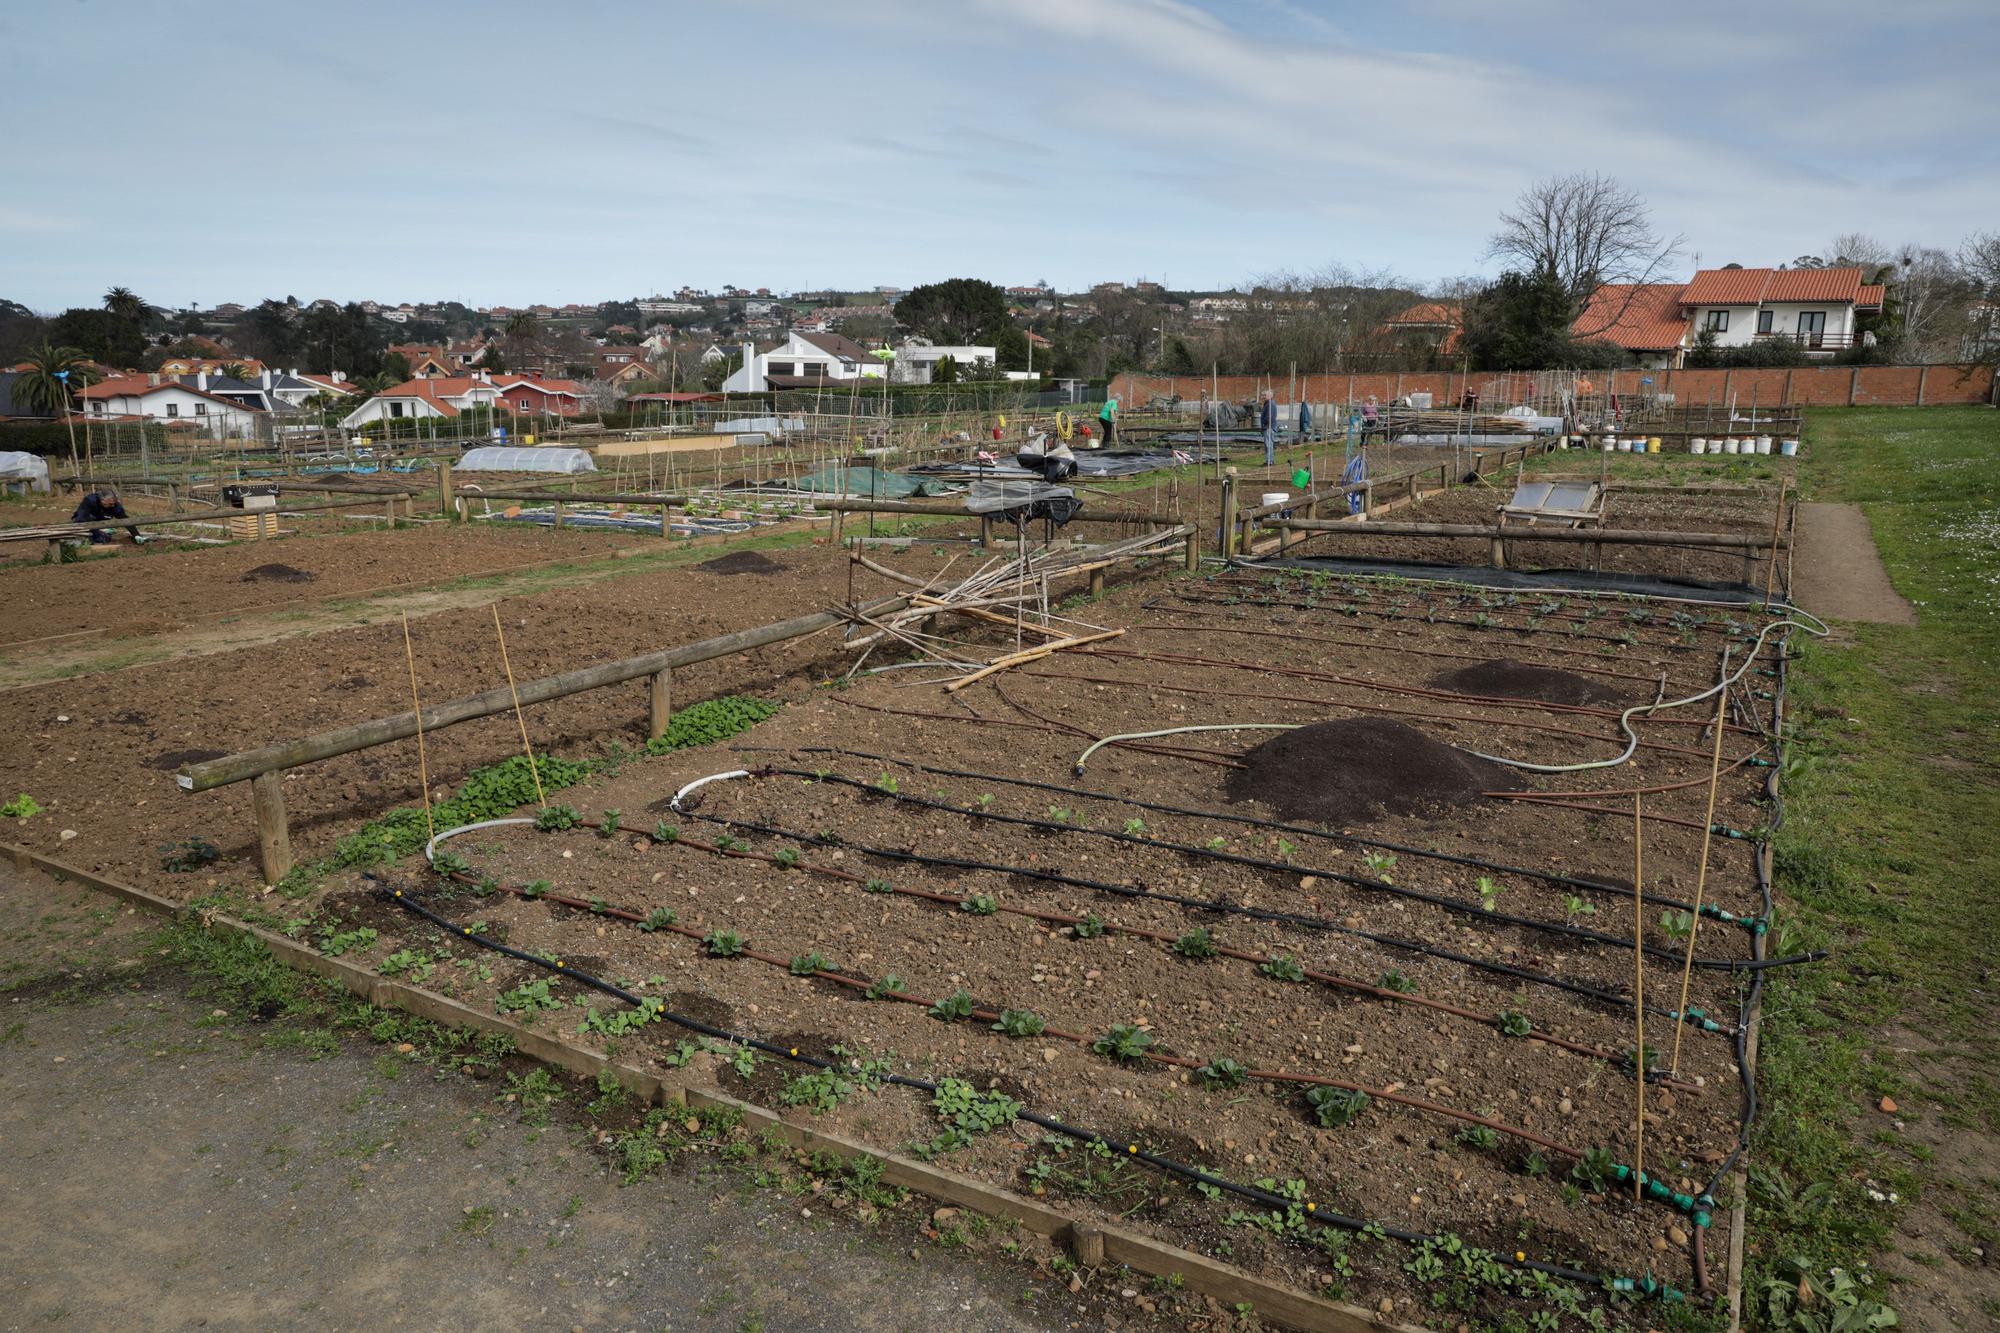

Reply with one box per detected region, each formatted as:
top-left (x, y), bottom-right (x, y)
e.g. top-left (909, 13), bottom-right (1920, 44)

top-left (1, 841), bottom-right (1415, 1333)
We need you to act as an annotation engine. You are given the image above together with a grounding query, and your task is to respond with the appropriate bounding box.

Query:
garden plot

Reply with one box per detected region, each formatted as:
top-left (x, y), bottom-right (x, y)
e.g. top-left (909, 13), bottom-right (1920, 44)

top-left (289, 562), bottom-right (1801, 1328)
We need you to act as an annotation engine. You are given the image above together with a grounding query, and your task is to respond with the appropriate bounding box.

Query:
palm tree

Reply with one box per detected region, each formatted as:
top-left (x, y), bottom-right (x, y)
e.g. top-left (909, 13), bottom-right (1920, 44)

top-left (12, 342), bottom-right (95, 415)
top-left (102, 287), bottom-right (157, 324)
top-left (503, 311), bottom-right (540, 340)
top-left (219, 362), bottom-right (250, 381)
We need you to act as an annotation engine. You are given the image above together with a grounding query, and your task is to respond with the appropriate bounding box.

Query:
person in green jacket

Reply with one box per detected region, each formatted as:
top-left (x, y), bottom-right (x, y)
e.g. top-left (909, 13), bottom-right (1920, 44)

top-left (1098, 396), bottom-right (1118, 447)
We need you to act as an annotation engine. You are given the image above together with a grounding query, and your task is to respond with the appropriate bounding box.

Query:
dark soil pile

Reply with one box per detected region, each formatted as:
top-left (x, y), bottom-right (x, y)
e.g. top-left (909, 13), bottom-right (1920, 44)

top-left (1430, 659), bottom-right (1625, 707)
top-left (240, 563), bottom-right (315, 584)
top-left (1224, 717), bottom-right (1522, 824)
top-left (696, 551), bottom-right (783, 577)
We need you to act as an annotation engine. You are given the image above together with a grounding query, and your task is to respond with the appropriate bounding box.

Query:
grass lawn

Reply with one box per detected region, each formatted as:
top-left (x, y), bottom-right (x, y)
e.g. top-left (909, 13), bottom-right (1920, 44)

top-left (1746, 405), bottom-right (1999, 1328)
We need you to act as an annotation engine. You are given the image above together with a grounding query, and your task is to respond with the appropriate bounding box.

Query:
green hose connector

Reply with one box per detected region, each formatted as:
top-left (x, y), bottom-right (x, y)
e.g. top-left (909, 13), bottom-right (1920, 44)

top-left (1711, 823), bottom-right (1749, 839)
top-left (1609, 1164), bottom-right (1711, 1222)
top-left (1606, 1272), bottom-right (1687, 1302)
top-left (1669, 1006), bottom-right (1727, 1034)
top-left (1746, 756), bottom-right (1776, 767)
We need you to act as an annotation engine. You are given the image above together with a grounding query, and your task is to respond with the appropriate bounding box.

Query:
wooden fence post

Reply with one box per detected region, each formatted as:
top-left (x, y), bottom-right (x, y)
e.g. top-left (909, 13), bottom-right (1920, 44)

top-left (1183, 527), bottom-right (1199, 571)
top-left (649, 667), bottom-right (673, 742)
top-left (1088, 566), bottom-right (1106, 598)
top-left (1219, 469), bottom-right (1239, 558)
top-left (1070, 1223), bottom-right (1106, 1268)
top-left (553, 501), bottom-right (566, 530)
top-left (1848, 367), bottom-right (1860, 406)
top-left (251, 771), bottom-right (293, 884)
top-left (437, 462), bottom-right (453, 518)
top-left (1917, 365), bottom-right (1929, 406)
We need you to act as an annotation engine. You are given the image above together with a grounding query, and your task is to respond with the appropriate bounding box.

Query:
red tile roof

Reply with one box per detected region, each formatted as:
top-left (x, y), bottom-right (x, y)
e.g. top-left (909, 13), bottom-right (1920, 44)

top-left (1856, 284), bottom-right (1886, 310)
top-left (1765, 268), bottom-right (1864, 303)
top-left (1678, 268), bottom-right (1773, 306)
top-left (1385, 301), bottom-right (1461, 326)
top-left (1572, 283), bottom-right (1690, 352)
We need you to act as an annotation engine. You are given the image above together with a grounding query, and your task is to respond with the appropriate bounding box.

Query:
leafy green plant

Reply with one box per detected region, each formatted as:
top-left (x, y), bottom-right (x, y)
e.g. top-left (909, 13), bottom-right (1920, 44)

top-left (1561, 893), bottom-right (1597, 922)
top-left (1521, 1151), bottom-right (1549, 1177)
top-left (918, 1078), bottom-right (1022, 1157)
top-left (430, 849), bottom-right (470, 877)
top-left (639, 907), bottom-right (677, 932)
top-left (862, 877), bottom-right (894, 894)
top-left (1276, 838), bottom-right (1297, 861)
top-left (1069, 914), bottom-right (1105, 939)
top-left (1123, 818), bottom-right (1147, 835)
top-left (1658, 908), bottom-right (1696, 943)
top-left (644, 696), bottom-right (779, 755)
top-left (1362, 851), bottom-right (1396, 882)
top-left (159, 836), bottom-right (221, 873)
top-left (652, 821), bottom-right (679, 843)
top-left (1046, 805), bottom-right (1073, 825)
top-left (1498, 1010), bottom-right (1533, 1037)
top-left (960, 894), bottom-right (998, 916)
top-left (973, 794), bottom-right (993, 810)
top-left (1455, 1125), bottom-right (1503, 1151)
top-left (1476, 876), bottom-right (1504, 911)
top-left (2, 792), bottom-right (41, 820)
top-left (523, 879), bottom-right (552, 900)
top-left (874, 773), bottom-right (900, 795)
top-left (580, 997), bottom-right (663, 1037)
top-left (703, 930), bottom-right (746, 958)
top-left (1260, 954), bottom-right (1306, 982)
top-left (1204, 836), bottom-right (1228, 852)
top-left (535, 804), bottom-right (580, 831)
top-left (1758, 1257), bottom-right (1897, 1332)
top-left (789, 951), bottom-right (830, 977)
top-left (992, 1008), bottom-right (1045, 1037)
top-left (598, 809), bottom-right (621, 838)
top-left (1379, 969), bottom-right (1417, 994)
top-left (864, 973), bottom-right (906, 1000)
top-left (1569, 1147), bottom-right (1616, 1192)
top-left (1092, 1024), bottom-right (1155, 1062)
top-left (1172, 928), bottom-right (1219, 960)
top-left (317, 926), bottom-right (377, 957)
top-left (928, 989), bottom-right (975, 1022)
top-left (377, 948), bottom-right (434, 980)
top-left (1197, 1057), bottom-right (1248, 1089)
top-left (772, 847), bottom-right (801, 869)
top-left (1305, 1086), bottom-right (1369, 1128)
top-left (496, 977), bottom-right (562, 1014)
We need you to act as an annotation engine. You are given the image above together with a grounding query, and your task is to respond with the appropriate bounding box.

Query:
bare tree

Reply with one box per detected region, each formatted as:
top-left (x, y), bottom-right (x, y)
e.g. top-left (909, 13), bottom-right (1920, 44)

top-left (1960, 232), bottom-right (2000, 295)
top-left (1828, 232), bottom-right (1894, 274)
top-left (1888, 245), bottom-right (1977, 361)
top-left (1487, 173), bottom-right (1683, 309)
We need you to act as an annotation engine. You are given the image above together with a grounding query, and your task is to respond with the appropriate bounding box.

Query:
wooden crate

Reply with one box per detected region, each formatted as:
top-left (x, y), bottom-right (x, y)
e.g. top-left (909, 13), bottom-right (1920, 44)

top-left (226, 512), bottom-right (279, 540)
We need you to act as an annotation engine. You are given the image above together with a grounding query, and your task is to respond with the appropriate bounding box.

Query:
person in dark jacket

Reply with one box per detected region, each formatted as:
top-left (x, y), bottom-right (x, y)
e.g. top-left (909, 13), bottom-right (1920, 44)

top-left (70, 488), bottom-right (132, 544)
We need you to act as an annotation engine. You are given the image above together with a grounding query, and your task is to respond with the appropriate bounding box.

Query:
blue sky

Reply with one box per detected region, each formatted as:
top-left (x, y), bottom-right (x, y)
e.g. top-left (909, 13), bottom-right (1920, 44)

top-left (2, 0), bottom-right (1993, 311)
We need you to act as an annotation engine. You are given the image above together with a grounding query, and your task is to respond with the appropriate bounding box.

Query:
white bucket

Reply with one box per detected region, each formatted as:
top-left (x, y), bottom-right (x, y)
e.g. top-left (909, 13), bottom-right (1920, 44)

top-left (1691, 437), bottom-right (1707, 454)
top-left (1722, 438), bottom-right (1739, 455)
top-left (1601, 437), bottom-right (1614, 452)
top-left (1756, 436), bottom-right (1772, 455)
top-left (1780, 439), bottom-right (1799, 457)
top-left (1261, 493), bottom-right (1290, 509)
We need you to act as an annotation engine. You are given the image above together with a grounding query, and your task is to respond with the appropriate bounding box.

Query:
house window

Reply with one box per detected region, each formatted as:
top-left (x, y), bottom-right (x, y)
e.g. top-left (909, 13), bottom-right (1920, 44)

top-left (1797, 311), bottom-right (1826, 344)
top-left (390, 402), bottom-right (404, 418)
top-left (195, 402), bottom-right (207, 416)
top-left (518, 398), bottom-right (532, 410)
top-left (1702, 310), bottom-right (1729, 333)
top-left (1757, 310), bottom-right (1773, 335)
top-left (90, 400), bottom-right (104, 414)
top-left (165, 403), bottom-right (179, 418)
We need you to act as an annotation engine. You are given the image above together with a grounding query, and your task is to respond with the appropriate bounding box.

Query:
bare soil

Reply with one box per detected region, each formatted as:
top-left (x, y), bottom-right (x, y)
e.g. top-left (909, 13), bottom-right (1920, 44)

top-left (1789, 502), bottom-right (1918, 624)
top-left (1224, 717), bottom-right (1525, 823)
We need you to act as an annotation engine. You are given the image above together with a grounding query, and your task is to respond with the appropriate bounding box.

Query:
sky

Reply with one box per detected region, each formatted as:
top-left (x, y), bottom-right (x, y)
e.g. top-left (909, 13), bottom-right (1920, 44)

top-left (3, 0), bottom-right (1995, 312)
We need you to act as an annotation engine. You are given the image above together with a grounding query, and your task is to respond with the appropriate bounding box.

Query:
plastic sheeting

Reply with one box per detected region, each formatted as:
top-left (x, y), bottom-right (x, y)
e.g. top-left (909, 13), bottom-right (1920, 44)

top-left (456, 446), bottom-right (597, 474)
top-left (777, 465), bottom-right (955, 499)
top-left (0, 451), bottom-right (51, 494)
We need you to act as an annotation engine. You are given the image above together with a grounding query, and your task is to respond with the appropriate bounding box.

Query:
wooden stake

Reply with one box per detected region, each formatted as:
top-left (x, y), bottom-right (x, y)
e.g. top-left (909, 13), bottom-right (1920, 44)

top-left (400, 611), bottom-right (435, 844)
top-left (1632, 790), bottom-right (1646, 1204)
top-left (491, 603), bottom-right (545, 807)
top-left (1671, 657), bottom-right (1733, 1075)
top-left (1762, 479), bottom-right (1788, 603)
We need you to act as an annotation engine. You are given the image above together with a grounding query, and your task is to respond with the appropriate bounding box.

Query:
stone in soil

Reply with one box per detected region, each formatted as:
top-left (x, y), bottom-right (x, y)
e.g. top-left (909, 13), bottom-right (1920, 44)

top-left (1429, 658), bottom-right (1626, 706)
top-left (1224, 717), bottom-right (1523, 825)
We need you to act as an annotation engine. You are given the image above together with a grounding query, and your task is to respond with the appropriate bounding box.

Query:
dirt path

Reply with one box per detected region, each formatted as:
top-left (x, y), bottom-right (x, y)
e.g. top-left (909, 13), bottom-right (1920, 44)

top-left (1790, 502), bottom-right (1918, 624)
top-left (0, 865), bottom-right (1074, 1332)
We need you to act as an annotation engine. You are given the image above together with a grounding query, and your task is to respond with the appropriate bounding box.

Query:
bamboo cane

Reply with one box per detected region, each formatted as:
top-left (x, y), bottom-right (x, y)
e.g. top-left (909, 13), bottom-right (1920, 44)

top-left (400, 611), bottom-right (435, 844)
top-left (491, 603), bottom-right (545, 807)
top-left (1672, 655), bottom-right (1734, 1075)
top-left (1632, 789), bottom-right (1646, 1205)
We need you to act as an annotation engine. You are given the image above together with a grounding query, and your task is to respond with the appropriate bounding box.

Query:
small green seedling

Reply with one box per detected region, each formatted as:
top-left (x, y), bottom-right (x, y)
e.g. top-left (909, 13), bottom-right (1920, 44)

top-left (1658, 908), bottom-right (1695, 943)
top-left (863, 877), bottom-right (895, 894)
top-left (1123, 818), bottom-right (1147, 836)
top-left (928, 989), bottom-right (976, 1022)
top-left (1, 794), bottom-right (40, 820)
top-left (864, 974), bottom-right (906, 1000)
top-left (1306, 1087), bottom-right (1369, 1128)
top-left (1362, 852), bottom-right (1396, 882)
top-left (1093, 1024), bottom-right (1155, 1062)
top-left (789, 951), bottom-right (830, 977)
top-left (772, 847), bottom-right (801, 869)
top-left (1476, 877), bottom-right (1503, 911)
top-left (1498, 1010), bottom-right (1533, 1038)
top-left (598, 809), bottom-right (621, 838)
top-left (1197, 1058), bottom-right (1248, 1089)
top-left (960, 894), bottom-right (999, 916)
top-left (1561, 894), bottom-right (1597, 922)
top-left (639, 907), bottom-right (677, 932)
top-left (1172, 928), bottom-right (1219, 960)
top-left (535, 805), bottom-right (580, 831)
top-left (1455, 1125), bottom-right (1503, 1152)
top-left (1069, 914), bottom-right (1105, 939)
top-left (992, 1008), bottom-right (1045, 1037)
top-left (703, 930), bottom-right (746, 958)
top-left (1379, 970), bottom-right (1417, 994)
top-left (1570, 1147), bottom-right (1615, 1192)
top-left (1260, 955), bottom-right (1306, 982)
top-left (652, 821), bottom-right (679, 843)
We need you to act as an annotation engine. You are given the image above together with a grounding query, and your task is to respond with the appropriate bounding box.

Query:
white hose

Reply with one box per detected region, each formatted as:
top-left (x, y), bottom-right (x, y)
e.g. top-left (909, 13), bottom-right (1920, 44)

top-left (672, 769), bottom-right (750, 811)
top-left (1072, 723), bottom-right (1301, 775)
top-left (1466, 608), bottom-right (1828, 774)
top-left (425, 816), bottom-right (534, 864)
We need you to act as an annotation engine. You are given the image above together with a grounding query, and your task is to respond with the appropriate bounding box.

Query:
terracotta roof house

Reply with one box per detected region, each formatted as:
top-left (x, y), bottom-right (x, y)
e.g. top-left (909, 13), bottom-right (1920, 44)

top-left (1380, 301), bottom-right (1463, 355)
top-left (339, 373), bottom-right (585, 429)
top-left (1572, 266), bottom-right (1883, 367)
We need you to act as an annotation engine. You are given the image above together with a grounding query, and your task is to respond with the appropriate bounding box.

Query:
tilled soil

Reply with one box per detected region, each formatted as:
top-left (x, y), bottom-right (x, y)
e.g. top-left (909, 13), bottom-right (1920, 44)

top-left (1430, 659), bottom-right (1630, 707)
top-left (267, 565), bottom-right (1782, 1326)
top-left (1225, 717), bottom-right (1525, 824)
top-left (0, 522), bottom-right (641, 646)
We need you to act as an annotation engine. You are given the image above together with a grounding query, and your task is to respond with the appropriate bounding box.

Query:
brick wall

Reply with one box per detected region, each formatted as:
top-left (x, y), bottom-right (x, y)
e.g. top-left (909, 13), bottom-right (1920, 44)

top-left (1112, 363), bottom-right (1996, 410)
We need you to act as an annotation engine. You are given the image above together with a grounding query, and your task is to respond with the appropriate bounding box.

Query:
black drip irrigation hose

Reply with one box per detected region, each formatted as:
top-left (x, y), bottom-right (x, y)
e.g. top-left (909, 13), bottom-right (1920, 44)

top-left (756, 744), bottom-right (1768, 932)
top-left (672, 803), bottom-right (1712, 1029)
top-left (368, 874), bottom-right (1684, 1305)
top-left (742, 766), bottom-right (1777, 972)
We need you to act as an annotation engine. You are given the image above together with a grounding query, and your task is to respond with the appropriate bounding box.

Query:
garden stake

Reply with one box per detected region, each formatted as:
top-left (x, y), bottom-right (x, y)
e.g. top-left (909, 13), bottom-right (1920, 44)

top-left (1762, 480), bottom-right (1788, 603)
top-left (1672, 650), bottom-right (1733, 1076)
top-left (399, 611), bottom-right (435, 844)
top-left (490, 603), bottom-right (545, 807)
top-left (1632, 789), bottom-right (1645, 1205)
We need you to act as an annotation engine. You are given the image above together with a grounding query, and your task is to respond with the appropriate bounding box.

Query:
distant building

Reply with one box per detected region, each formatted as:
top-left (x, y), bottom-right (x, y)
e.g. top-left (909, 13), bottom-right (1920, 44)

top-left (722, 331), bottom-right (885, 392)
top-left (338, 372), bottom-right (585, 428)
top-left (1573, 266), bottom-right (1885, 368)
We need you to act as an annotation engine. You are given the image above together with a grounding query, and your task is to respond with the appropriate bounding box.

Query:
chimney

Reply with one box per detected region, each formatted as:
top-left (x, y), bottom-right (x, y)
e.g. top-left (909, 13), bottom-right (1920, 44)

top-left (261, 368), bottom-right (273, 390)
top-left (196, 370), bottom-right (208, 391)
top-left (149, 372), bottom-right (160, 386)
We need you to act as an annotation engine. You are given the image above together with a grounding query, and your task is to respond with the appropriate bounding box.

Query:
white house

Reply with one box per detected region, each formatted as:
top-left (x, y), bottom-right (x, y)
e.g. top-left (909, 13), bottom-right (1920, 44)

top-left (80, 375), bottom-right (268, 437)
top-left (722, 332), bottom-right (885, 392)
top-left (890, 342), bottom-right (998, 384)
top-left (1573, 266), bottom-right (1886, 367)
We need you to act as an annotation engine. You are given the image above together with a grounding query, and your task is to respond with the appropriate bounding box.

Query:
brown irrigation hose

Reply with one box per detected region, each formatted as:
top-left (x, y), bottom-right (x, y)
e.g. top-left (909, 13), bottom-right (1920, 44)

top-left (1483, 745), bottom-right (1767, 802)
top-left (1489, 795), bottom-right (1721, 834)
top-left (1019, 666), bottom-right (1718, 762)
top-left (1127, 620), bottom-right (1671, 686)
top-left (440, 836), bottom-right (1605, 1164)
top-left (828, 694), bottom-right (1245, 768)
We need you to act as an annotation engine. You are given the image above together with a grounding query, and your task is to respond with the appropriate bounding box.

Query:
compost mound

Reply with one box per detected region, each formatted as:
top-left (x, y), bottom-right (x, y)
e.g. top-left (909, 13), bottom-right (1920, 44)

top-left (1225, 717), bottom-right (1521, 824)
top-left (240, 563), bottom-right (315, 584)
top-left (696, 551), bottom-right (783, 576)
top-left (1430, 659), bottom-right (1624, 707)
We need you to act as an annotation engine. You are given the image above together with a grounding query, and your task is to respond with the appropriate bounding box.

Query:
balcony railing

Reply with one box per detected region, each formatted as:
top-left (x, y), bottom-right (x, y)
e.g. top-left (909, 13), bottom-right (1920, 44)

top-left (1752, 330), bottom-right (1853, 350)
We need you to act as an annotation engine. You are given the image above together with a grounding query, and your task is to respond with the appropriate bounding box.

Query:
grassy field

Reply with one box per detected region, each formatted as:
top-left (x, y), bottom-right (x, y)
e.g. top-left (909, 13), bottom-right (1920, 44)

top-left (1747, 406), bottom-right (1999, 1328)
